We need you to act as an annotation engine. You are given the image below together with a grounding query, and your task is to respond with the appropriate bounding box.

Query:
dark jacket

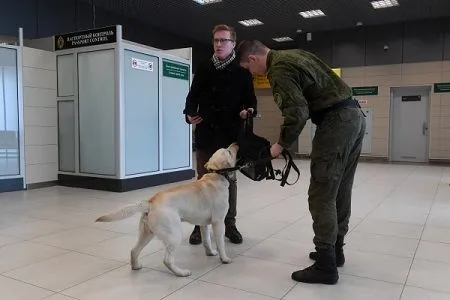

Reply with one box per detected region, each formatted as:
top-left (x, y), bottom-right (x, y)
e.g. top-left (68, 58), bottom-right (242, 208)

top-left (184, 58), bottom-right (257, 150)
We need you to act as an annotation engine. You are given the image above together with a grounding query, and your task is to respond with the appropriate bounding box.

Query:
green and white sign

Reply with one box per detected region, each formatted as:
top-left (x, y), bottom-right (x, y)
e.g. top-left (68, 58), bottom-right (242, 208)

top-left (163, 61), bottom-right (189, 81)
top-left (352, 86), bottom-right (378, 96)
top-left (434, 82), bottom-right (450, 93)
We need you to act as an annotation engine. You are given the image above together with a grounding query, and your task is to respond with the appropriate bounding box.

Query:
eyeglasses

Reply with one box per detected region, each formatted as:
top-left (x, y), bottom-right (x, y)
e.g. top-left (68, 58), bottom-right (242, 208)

top-left (213, 38), bottom-right (234, 44)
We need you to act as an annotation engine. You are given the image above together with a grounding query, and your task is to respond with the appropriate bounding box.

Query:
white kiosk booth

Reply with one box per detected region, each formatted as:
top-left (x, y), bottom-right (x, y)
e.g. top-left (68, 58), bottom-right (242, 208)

top-left (0, 28), bottom-right (26, 193)
top-left (54, 25), bottom-right (194, 192)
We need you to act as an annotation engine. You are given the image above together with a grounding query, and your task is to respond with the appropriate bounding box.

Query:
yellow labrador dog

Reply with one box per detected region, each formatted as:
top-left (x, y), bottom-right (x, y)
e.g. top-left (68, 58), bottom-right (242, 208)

top-left (95, 143), bottom-right (239, 277)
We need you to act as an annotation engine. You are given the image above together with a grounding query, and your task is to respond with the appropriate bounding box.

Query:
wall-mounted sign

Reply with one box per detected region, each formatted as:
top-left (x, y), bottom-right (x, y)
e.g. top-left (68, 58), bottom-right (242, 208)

top-left (434, 82), bottom-right (450, 93)
top-left (54, 26), bottom-right (117, 51)
top-left (402, 95), bottom-right (421, 102)
top-left (131, 58), bottom-right (153, 72)
top-left (352, 86), bottom-right (378, 96)
top-left (163, 60), bottom-right (189, 81)
top-left (253, 74), bottom-right (271, 89)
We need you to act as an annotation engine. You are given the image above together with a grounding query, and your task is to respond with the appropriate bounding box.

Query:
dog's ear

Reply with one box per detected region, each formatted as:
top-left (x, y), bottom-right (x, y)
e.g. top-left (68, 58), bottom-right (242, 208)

top-left (204, 160), bottom-right (219, 171)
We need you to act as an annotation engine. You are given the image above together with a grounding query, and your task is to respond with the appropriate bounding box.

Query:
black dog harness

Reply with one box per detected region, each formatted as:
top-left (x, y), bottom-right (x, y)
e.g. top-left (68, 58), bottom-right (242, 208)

top-left (209, 114), bottom-right (300, 187)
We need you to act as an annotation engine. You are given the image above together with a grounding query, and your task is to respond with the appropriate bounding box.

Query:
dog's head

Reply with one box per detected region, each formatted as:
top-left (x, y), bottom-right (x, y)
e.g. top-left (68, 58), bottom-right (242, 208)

top-left (204, 143), bottom-right (239, 171)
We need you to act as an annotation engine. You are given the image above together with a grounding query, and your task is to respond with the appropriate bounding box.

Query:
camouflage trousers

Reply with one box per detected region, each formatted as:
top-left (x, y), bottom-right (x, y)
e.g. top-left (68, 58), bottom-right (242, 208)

top-left (308, 107), bottom-right (366, 250)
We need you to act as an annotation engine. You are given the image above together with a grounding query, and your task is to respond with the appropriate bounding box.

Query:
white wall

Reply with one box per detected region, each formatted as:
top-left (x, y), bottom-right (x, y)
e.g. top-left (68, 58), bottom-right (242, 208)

top-left (24, 37), bottom-right (54, 52)
top-left (22, 47), bottom-right (58, 185)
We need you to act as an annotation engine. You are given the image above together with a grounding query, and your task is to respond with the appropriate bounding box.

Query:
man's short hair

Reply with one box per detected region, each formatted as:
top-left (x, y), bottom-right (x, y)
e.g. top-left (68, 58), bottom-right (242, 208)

top-left (236, 40), bottom-right (268, 62)
top-left (212, 24), bottom-right (236, 41)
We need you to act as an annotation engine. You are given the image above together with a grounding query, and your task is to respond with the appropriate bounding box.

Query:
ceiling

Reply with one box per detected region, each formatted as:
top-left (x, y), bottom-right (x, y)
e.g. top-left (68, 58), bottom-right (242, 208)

top-left (84, 0), bottom-right (450, 48)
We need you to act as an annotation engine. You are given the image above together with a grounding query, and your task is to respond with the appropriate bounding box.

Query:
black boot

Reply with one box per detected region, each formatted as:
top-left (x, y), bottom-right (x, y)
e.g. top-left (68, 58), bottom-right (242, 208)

top-left (189, 226), bottom-right (202, 245)
top-left (309, 236), bottom-right (345, 267)
top-left (292, 248), bottom-right (339, 284)
top-left (225, 225), bottom-right (243, 244)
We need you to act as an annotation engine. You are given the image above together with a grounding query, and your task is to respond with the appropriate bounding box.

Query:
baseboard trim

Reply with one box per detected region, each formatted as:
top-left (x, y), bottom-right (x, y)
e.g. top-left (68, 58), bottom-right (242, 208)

top-left (429, 159), bottom-right (450, 165)
top-left (26, 181), bottom-right (58, 190)
top-left (0, 178), bottom-right (25, 193)
top-left (294, 153), bottom-right (389, 163)
top-left (58, 169), bottom-right (196, 192)
top-left (295, 153), bottom-right (450, 165)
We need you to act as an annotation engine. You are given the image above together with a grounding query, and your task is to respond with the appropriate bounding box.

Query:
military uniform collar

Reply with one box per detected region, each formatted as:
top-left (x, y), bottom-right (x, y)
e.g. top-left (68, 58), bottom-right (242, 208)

top-left (266, 49), bottom-right (278, 71)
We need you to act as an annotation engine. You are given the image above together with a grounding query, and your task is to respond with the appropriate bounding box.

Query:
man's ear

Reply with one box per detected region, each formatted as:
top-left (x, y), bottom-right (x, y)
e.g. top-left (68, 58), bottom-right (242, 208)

top-left (248, 54), bottom-right (257, 63)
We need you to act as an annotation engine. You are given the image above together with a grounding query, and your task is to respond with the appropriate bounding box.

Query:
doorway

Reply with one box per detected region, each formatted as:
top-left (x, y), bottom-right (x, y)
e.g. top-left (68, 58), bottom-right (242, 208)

top-left (389, 86), bottom-right (430, 163)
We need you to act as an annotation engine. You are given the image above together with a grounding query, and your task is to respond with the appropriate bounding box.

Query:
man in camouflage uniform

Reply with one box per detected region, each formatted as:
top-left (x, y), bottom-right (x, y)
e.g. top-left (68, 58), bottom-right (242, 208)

top-left (236, 40), bottom-right (366, 285)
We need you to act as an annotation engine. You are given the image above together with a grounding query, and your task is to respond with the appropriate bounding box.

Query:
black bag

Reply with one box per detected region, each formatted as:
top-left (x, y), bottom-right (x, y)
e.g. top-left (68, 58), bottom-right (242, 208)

top-left (236, 113), bottom-right (300, 186)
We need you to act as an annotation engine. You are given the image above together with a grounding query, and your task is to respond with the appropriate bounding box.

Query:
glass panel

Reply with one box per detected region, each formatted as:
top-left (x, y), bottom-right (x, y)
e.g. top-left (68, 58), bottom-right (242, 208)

top-left (58, 101), bottom-right (75, 172)
top-left (57, 54), bottom-right (74, 97)
top-left (161, 59), bottom-right (190, 170)
top-left (0, 47), bottom-right (19, 176)
top-left (124, 50), bottom-right (159, 175)
top-left (78, 50), bottom-right (116, 175)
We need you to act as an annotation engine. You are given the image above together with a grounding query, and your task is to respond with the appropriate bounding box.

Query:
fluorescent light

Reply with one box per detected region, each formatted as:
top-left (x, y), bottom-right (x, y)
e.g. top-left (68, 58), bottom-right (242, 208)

top-left (371, 0), bottom-right (399, 9)
top-left (192, 0), bottom-right (222, 5)
top-left (238, 19), bottom-right (264, 27)
top-left (299, 9), bottom-right (325, 18)
top-left (273, 36), bottom-right (294, 42)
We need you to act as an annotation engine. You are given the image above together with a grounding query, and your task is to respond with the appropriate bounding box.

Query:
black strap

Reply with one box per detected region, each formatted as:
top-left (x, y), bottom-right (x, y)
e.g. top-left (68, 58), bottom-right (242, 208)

top-left (277, 150), bottom-right (301, 186)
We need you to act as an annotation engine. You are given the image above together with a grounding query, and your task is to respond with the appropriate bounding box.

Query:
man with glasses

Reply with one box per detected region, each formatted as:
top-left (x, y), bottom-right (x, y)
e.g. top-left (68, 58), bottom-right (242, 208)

top-left (183, 24), bottom-right (257, 245)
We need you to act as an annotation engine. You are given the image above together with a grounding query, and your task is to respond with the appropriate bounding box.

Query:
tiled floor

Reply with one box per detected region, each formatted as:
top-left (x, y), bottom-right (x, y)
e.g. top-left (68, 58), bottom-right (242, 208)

top-left (1, 159), bottom-right (450, 299)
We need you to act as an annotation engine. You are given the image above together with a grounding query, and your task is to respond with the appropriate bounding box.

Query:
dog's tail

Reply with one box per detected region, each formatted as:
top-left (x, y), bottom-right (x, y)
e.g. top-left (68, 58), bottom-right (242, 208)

top-left (95, 200), bottom-right (150, 222)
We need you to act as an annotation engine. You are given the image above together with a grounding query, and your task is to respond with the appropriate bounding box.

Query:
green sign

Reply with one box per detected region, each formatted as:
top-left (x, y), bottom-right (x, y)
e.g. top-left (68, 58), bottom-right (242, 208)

top-left (351, 86), bottom-right (378, 96)
top-left (434, 82), bottom-right (450, 93)
top-left (163, 61), bottom-right (189, 81)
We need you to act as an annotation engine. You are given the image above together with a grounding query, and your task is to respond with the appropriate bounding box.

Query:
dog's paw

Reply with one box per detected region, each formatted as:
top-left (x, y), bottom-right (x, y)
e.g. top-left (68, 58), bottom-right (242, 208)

top-left (206, 250), bottom-right (218, 256)
top-left (177, 269), bottom-right (192, 277)
top-left (221, 257), bottom-right (232, 264)
top-left (131, 264), bottom-right (143, 270)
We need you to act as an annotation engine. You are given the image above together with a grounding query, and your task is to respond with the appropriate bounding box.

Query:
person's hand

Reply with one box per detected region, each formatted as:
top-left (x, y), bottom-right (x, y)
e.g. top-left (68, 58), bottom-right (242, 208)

top-left (239, 108), bottom-right (254, 119)
top-left (188, 115), bottom-right (203, 124)
top-left (270, 143), bottom-right (284, 158)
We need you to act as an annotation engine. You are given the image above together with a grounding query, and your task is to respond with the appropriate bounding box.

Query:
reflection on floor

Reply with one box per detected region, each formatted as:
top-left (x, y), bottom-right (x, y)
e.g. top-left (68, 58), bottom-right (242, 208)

top-left (1, 159), bottom-right (450, 300)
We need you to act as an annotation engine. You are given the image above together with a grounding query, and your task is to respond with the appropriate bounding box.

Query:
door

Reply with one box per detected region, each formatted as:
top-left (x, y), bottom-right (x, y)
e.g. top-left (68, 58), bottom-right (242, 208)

top-left (390, 86), bottom-right (430, 163)
top-left (361, 108), bottom-right (372, 154)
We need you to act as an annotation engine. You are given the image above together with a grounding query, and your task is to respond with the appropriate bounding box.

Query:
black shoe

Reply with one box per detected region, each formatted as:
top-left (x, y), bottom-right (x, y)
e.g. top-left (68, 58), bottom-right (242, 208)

top-left (309, 236), bottom-right (345, 267)
top-left (225, 225), bottom-right (243, 244)
top-left (292, 248), bottom-right (339, 285)
top-left (189, 226), bottom-right (202, 245)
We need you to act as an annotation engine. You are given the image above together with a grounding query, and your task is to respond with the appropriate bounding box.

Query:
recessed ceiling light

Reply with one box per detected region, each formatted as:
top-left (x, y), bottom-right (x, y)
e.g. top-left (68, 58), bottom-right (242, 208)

top-left (192, 0), bottom-right (222, 5)
top-left (238, 19), bottom-right (264, 27)
top-left (299, 9), bottom-right (325, 18)
top-left (273, 36), bottom-right (294, 42)
top-left (371, 0), bottom-right (399, 9)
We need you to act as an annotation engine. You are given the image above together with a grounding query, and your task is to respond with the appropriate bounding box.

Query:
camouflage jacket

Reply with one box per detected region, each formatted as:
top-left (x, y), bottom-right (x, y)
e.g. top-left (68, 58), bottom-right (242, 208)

top-left (266, 49), bottom-right (352, 149)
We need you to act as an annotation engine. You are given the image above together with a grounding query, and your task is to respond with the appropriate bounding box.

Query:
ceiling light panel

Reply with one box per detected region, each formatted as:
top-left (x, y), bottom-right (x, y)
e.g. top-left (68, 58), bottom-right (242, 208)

top-left (371, 0), bottom-right (399, 9)
top-left (299, 9), bottom-right (325, 19)
top-left (192, 0), bottom-right (222, 5)
top-left (272, 36), bottom-right (294, 42)
top-left (239, 19), bottom-right (264, 27)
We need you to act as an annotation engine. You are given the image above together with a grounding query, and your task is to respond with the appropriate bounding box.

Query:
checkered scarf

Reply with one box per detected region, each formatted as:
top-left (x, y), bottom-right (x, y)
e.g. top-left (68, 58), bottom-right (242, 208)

top-left (212, 50), bottom-right (236, 70)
